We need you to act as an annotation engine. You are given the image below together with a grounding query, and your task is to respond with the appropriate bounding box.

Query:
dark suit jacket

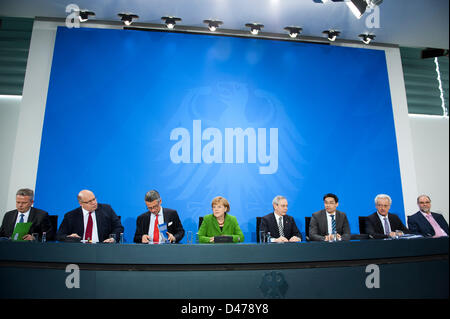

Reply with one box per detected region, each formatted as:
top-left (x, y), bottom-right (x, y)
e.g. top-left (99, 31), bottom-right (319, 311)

top-left (134, 208), bottom-right (185, 243)
top-left (57, 203), bottom-right (124, 242)
top-left (407, 211), bottom-right (449, 237)
top-left (366, 212), bottom-right (409, 239)
top-left (259, 212), bottom-right (302, 241)
top-left (309, 209), bottom-right (351, 241)
top-left (0, 207), bottom-right (54, 241)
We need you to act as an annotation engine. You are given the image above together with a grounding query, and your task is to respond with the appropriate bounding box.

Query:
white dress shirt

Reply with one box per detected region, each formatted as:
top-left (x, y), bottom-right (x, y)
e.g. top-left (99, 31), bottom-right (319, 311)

top-left (148, 207), bottom-right (164, 243)
top-left (377, 212), bottom-right (391, 234)
top-left (82, 208), bottom-right (99, 243)
top-left (15, 209), bottom-right (31, 227)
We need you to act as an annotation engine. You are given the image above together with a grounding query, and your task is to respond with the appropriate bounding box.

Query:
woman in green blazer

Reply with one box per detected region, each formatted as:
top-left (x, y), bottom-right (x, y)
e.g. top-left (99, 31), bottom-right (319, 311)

top-left (198, 196), bottom-right (244, 243)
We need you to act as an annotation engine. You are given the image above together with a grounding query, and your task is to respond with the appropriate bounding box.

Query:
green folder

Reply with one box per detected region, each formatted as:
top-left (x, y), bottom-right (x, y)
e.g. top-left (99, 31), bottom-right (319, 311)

top-left (11, 222), bottom-right (32, 241)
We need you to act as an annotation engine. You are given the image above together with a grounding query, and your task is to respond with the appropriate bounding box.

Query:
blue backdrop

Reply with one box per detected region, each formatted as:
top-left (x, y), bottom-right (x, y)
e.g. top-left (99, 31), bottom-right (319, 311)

top-left (35, 27), bottom-right (404, 242)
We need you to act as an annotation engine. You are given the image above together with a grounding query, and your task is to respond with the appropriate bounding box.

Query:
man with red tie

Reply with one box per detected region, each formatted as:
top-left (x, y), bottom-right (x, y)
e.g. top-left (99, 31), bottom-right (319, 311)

top-left (134, 190), bottom-right (185, 244)
top-left (57, 190), bottom-right (123, 243)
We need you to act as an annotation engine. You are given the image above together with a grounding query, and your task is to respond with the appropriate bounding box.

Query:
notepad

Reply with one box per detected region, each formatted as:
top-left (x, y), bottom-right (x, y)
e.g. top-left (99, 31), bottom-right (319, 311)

top-left (214, 235), bottom-right (233, 243)
top-left (159, 223), bottom-right (168, 241)
top-left (11, 222), bottom-right (32, 241)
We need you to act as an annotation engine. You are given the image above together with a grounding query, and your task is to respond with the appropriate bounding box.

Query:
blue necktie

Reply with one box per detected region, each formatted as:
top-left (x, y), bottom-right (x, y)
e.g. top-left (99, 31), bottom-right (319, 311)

top-left (19, 213), bottom-right (25, 223)
top-left (331, 215), bottom-right (336, 234)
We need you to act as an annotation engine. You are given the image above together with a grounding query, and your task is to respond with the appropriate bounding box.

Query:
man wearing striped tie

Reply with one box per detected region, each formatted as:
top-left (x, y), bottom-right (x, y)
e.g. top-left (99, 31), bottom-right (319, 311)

top-left (259, 195), bottom-right (302, 243)
top-left (309, 193), bottom-right (351, 241)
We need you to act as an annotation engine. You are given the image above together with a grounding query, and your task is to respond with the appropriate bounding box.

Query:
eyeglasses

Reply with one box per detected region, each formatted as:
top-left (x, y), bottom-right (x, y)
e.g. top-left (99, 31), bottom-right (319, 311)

top-left (418, 201), bottom-right (431, 205)
top-left (81, 197), bottom-right (96, 204)
top-left (148, 203), bottom-right (160, 211)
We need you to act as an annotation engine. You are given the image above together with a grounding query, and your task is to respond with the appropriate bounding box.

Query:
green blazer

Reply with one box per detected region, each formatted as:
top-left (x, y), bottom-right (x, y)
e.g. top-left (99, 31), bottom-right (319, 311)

top-left (198, 213), bottom-right (244, 243)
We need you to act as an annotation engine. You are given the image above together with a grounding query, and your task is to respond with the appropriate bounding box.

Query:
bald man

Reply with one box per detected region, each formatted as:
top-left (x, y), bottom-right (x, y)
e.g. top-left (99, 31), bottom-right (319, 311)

top-left (57, 190), bottom-right (124, 243)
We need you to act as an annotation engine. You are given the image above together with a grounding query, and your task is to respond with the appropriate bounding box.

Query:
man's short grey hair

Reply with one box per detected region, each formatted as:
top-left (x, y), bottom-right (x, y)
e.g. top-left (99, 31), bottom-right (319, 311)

top-left (272, 195), bottom-right (286, 206)
top-left (145, 190), bottom-right (161, 202)
top-left (375, 194), bottom-right (392, 205)
top-left (16, 188), bottom-right (34, 201)
top-left (417, 194), bottom-right (431, 203)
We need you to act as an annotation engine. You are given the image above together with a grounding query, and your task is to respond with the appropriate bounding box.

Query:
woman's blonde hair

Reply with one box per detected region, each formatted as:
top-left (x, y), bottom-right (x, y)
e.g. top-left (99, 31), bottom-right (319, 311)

top-left (211, 196), bottom-right (230, 212)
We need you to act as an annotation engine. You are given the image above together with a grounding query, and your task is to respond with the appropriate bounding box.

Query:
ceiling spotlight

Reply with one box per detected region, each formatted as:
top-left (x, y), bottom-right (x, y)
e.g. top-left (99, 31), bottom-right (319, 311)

top-left (322, 30), bottom-right (340, 41)
top-left (78, 10), bottom-right (95, 22)
top-left (346, 0), bottom-right (368, 19)
top-left (359, 33), bottom-right (375, 44)
top-left (314, 0), bottom-right (344, 3)
top-left (245, 23), bottom-right (264, 35)
top-left (284, 26), bottom-right (303, 38)
top-left (203, 19), bottom-right (223, 32)
top-left (118, 13), bottom-right (139, 26)
top-left (161, 16), bottom-right (181, 29)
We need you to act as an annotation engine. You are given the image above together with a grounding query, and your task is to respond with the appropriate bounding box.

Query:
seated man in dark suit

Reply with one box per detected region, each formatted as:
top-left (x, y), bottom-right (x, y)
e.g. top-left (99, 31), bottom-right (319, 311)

top-left (134, 190), bottom-right (185, 243)
top-left (57, 189), bottom-right (124, 243)
top-left (366, 194), bottom-right (409, 239)
top-left (309, 193), bottom-right (351, 241)
top-left (408, 195), bottom-right (448, 237)
top-left (0, 188), bottom-right (54, 241)
top-left (260, 195), bottom-right (302, 243)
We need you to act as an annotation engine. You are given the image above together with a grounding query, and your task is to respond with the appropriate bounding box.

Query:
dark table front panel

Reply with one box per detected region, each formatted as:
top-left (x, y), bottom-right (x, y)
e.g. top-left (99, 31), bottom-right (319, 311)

top-left (0, 238), bottom-right (448, 298)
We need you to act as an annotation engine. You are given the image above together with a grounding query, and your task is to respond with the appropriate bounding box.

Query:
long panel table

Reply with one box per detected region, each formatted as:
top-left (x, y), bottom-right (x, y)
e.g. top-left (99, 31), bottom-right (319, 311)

top-left (0, 237), bottom-right (448, 299)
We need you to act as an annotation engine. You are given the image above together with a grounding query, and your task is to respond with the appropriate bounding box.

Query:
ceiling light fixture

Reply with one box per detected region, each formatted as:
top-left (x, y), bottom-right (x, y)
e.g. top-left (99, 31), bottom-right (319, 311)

top-left (315, 0), bottom-right (383, 19)
top-left (358, 33), bottom-right (375, 44)
top-left (162, 16), bottom-right (181, 29)
top-left (203, 19), bottom-right (223, 32)
top-left (322, 29), bottom-right (340, 41)
top-left (78, 10), bottom-right (95, 22)
top-left (284, 26), bottom-right (303, 38)
top-left (245, 23), bottom-right (264, 35)
top-left (118, 13), bottom-right (139, 26)
top-left (346, 0), bottom-right (367, 19)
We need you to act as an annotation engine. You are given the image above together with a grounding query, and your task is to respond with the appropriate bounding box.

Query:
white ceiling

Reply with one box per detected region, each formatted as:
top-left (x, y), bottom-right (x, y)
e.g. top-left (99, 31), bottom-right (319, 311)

top-left (1, 0), bottom-right (448, 48)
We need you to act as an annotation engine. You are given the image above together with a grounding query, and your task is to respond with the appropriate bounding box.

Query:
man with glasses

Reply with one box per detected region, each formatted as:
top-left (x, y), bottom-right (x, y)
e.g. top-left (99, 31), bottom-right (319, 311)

top-left (366, 194), bottom-right (409, 239)
top-left (133, 190), bottom-right (185, 243)
top-left (57, 189), bottom-right (123, 243)
top-left (407, 195), bottom-right (448, 238)
top-left (309, 193), bottom-right (351, 241)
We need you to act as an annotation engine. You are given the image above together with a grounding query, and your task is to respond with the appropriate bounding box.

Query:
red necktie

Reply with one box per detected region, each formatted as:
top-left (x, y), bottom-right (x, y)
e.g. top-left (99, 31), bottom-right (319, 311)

top-left (153, 214), bottom-right (159, 243)
top-left (85, 212), bottom-right (93, 241)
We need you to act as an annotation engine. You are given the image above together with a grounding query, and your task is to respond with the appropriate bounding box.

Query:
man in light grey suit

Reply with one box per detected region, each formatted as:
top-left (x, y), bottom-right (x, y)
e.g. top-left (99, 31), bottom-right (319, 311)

top-left (309, 193), bottom-right (351, 241)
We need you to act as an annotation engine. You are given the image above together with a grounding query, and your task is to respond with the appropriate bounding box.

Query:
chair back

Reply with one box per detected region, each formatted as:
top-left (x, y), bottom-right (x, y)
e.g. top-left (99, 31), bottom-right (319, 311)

top-left (49, 215), bottom-right (58, 241)
top-left (305, 216), bottom-right (311, 241)
top-left (358, 216), bottom-right (368, 234)
top-left (256, 217), bottom-right (262, 243)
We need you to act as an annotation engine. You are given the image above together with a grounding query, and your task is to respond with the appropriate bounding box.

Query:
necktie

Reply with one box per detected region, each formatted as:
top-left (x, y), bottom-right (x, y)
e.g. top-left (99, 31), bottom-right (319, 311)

top-left (383, 217), bottom-right (390, 235)
top-left (19, 213), bottom-right (25, 223)
top-left (85, 212), bottom-right (93, 241)
top-left (278, 216), bottom-right (284, 237)
top-left (153, 214), bottom-right (160, 243)
top-left (331, 215), bottom-right (336, 234)
top-left (425, 214), bottom-right (447, 237)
